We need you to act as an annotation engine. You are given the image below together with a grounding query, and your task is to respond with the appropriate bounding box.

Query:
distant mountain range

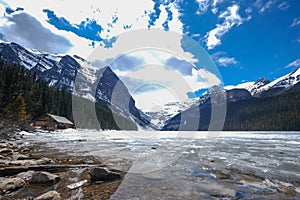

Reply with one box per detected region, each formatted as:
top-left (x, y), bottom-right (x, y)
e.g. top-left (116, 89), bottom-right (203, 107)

top-left (224, 68), bottom-right (300, 97)
top-left (1, 41), bottom-right (299, 131)
top-left (0, 42), bottom-right (150, 128)
top-left (163, 68), bottom-right (300, 131)
top-left (145, 100), bottom-right (197, 129)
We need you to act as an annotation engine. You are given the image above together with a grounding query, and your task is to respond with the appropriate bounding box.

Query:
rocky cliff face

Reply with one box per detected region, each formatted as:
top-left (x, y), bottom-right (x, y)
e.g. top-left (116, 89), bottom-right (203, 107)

top-left (162, 87), bottom-right (252, 131)
top-left (0, 42), bottom-right (149, 126)
top-left (226, 89), bottom-right (252, 102)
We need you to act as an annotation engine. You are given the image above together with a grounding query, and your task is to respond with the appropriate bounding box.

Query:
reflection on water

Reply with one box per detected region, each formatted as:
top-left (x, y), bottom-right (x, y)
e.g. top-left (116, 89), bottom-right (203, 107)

top-left (24, 131), bottom-right (300, 199)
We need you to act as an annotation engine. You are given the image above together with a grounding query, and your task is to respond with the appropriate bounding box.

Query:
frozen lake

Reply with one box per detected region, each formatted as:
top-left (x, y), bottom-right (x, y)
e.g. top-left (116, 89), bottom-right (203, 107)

top-left (24, 130), bottom-right (300, 199)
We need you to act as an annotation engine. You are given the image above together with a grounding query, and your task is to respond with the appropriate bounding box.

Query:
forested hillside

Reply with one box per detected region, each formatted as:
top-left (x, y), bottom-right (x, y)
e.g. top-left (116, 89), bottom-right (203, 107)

top-left (0, 59), bottom-right (137, 130)
top-left (163, 83), bottom-right (300, 131)
top-left (222, 84), bottom-right (300, 131)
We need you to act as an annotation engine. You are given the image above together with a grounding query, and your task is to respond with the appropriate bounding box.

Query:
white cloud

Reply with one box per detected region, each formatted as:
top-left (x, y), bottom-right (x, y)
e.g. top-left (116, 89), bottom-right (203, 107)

top-left (259, 0), bottom-right (275, 13)
top-left (1, 0), bottom-right (184, 58)
top-left (0, 0), bottom-right (222, 110)
top-left (134, 88), bottom-right (181, 112)
top-left (291, 18), bottom-right (300, 27)
top-left (0, 3), bottom-right (6, 25)
top-left (205, 4), bottom-right (245, 49)
top-left (114, 56), bottom-right (219, 93)
top-left (130, 66), bottom-right (221, 111)
top-left (108, 48), bottom-right (220, 110)
top-left (0, 12), bottom-right (72, 53)
top-left (254, 0), bottom-right (276, 14)
top-left (195, 0), bottom-right (210, 15)
top-left (284, 59), bottom-right (300, 68)
top-left (87, 31), bottom-right (219, 110)
top-left (277, 1), bottom-right (289, 10)
top-left (216, 57), bottom-right (238, 67)
top-left (211, 0), bottom-right (223, 14)
top-left (88, 29), bottom-right (198, 67)
top-left (191, 33), bottom-right (201, 38)
top-left (212, 52), bottom-right (238, 67)
top-left (245, 7), bottom-right (253, 14)
top-left (212, 0), bottom-right (223, 7)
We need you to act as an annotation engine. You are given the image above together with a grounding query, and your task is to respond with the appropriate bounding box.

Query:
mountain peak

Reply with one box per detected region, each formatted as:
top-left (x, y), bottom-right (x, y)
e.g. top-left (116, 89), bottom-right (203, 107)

top-left (0, 41), bottom-right (150, 127)
top-left (254, 78), bottom-right (270, 85)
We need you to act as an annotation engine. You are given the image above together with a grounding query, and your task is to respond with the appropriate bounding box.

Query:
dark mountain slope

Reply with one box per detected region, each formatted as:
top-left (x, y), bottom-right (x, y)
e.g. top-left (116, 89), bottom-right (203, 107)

top-left (0, 42), bottom-right (149, 127)
top-left (0, 60), bottom-right (137, 130)
top-left (162, 86), bottom-right (300, 131)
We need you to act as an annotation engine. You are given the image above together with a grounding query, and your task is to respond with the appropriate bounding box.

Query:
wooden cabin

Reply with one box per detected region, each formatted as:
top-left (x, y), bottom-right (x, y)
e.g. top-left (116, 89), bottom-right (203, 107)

top-left (31, 113), bottom-right (74, 129)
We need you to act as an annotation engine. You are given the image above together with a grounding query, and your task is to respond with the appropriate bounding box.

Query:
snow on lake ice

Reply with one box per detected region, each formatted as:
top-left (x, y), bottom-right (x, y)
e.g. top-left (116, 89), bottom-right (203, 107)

top-left (24, 130), bottom-right (300, 199)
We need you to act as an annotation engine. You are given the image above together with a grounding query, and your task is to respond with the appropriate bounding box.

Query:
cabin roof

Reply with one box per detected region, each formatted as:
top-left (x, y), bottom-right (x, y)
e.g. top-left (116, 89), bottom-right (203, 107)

top-left (46, 113), bottom-right (73, 125)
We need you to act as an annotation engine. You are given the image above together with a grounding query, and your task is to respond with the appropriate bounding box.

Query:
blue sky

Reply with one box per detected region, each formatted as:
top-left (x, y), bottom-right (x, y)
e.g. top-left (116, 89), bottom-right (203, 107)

top-left (0, 0), bottom-right (299, 110)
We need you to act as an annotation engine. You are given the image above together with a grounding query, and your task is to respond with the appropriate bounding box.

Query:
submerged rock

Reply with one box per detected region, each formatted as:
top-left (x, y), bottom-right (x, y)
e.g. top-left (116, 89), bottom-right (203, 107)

top-left (89, 167), bottom-right (121, 182)
top-left (0, 148), bottom-right (13, 154)
top-left (212, 171), bottom-right (232, 180)
top-left (35, 157), bottom-right (55, 165)
top-left (0, 177), bottom-right (26, 194)
top-left (277, 185), bottom-right (297, 196)
top-left (12, 153), bottom-right (29, 160)
top-left (30, 171), bottom-right (60, 184)
top-left (34, 190), bottom-right (61, 200)
top-left (8, 157), bottom-right (54, 166)
top-left (21, 148), bottom-right (30, 153)
top-left (0, 143), bottom-right (8, 148)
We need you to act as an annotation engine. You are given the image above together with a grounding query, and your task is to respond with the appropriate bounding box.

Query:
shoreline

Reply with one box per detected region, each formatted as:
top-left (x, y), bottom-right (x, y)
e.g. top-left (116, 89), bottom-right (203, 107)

top-left (24, 129), bottom-right (300, 199)
top-left (0, 131), bottom-right (127, 200)
top-left (1, 129), bottom-right (300, 199)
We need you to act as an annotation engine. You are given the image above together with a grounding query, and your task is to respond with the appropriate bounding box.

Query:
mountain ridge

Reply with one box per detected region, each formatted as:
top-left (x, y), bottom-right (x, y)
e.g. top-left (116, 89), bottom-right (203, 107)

top-left (0, 42), bottom-right (150, 128)
top-left (162, 70), bottom-right (300, 131)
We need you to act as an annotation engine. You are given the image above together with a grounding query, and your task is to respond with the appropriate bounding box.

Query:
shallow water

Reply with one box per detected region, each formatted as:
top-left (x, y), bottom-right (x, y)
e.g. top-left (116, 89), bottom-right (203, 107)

top-left (24, 130), bottom-right (300, 199)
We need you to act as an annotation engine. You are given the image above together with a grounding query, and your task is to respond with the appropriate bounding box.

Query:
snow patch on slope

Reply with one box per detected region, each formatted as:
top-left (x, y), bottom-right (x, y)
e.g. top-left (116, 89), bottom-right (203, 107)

top-left (258, 68), bottom-right (300, 93)
top-left (224, 82), bottom-right (255, 91)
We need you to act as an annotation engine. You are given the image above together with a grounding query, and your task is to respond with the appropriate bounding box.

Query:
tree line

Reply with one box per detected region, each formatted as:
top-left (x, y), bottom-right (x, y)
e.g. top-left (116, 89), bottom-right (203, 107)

top-left (0, 59), bottom-right (137, 130)
top-left (222, 88), bottom-right (300, 131)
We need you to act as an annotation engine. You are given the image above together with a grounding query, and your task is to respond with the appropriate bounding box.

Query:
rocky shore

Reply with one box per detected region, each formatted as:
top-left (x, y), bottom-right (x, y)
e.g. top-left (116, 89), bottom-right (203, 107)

top-left (1, 123), bottom-right (300, 199)
top-left (0, 131), bottom-right (126, 199)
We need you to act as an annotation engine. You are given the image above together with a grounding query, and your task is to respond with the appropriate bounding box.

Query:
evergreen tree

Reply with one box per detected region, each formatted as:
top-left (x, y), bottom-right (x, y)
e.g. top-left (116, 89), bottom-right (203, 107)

top-left (0, 60), bottom-right (138, 130)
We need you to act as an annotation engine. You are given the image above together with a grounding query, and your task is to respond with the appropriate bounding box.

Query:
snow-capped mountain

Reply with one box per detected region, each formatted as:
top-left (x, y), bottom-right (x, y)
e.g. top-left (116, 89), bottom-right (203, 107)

top-left (0, 42), bottom-right (149, 126)
top-left (161, 87), bottom-right (252, 131)
top-left (224, 68), bottom-right (300, 97)
top-left (224, 81), bottom-right (256, 91)
top-left (146, 100), bottom-right (196, 129)
top-left (224, 78), bottom-right (270, 95)
top-left (162, 67), bottom-right (300, 131)
top-left (254, 68), bottom-right (300, 96)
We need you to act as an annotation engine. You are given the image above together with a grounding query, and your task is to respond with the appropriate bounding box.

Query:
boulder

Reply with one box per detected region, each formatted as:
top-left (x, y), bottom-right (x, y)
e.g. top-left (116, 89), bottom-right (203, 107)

top-left (30, 171), bottom-right (60, 184)
top-left (89, 167), bottom-right (121, 182)
top-left (34, 190), bottom-right (61, 200)
top-left (16, 170), bottom-right (35, 181)
top-left (0, 177), bottom-right (26, 194)
top-left (35, 158), bottom-right (55, 165)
